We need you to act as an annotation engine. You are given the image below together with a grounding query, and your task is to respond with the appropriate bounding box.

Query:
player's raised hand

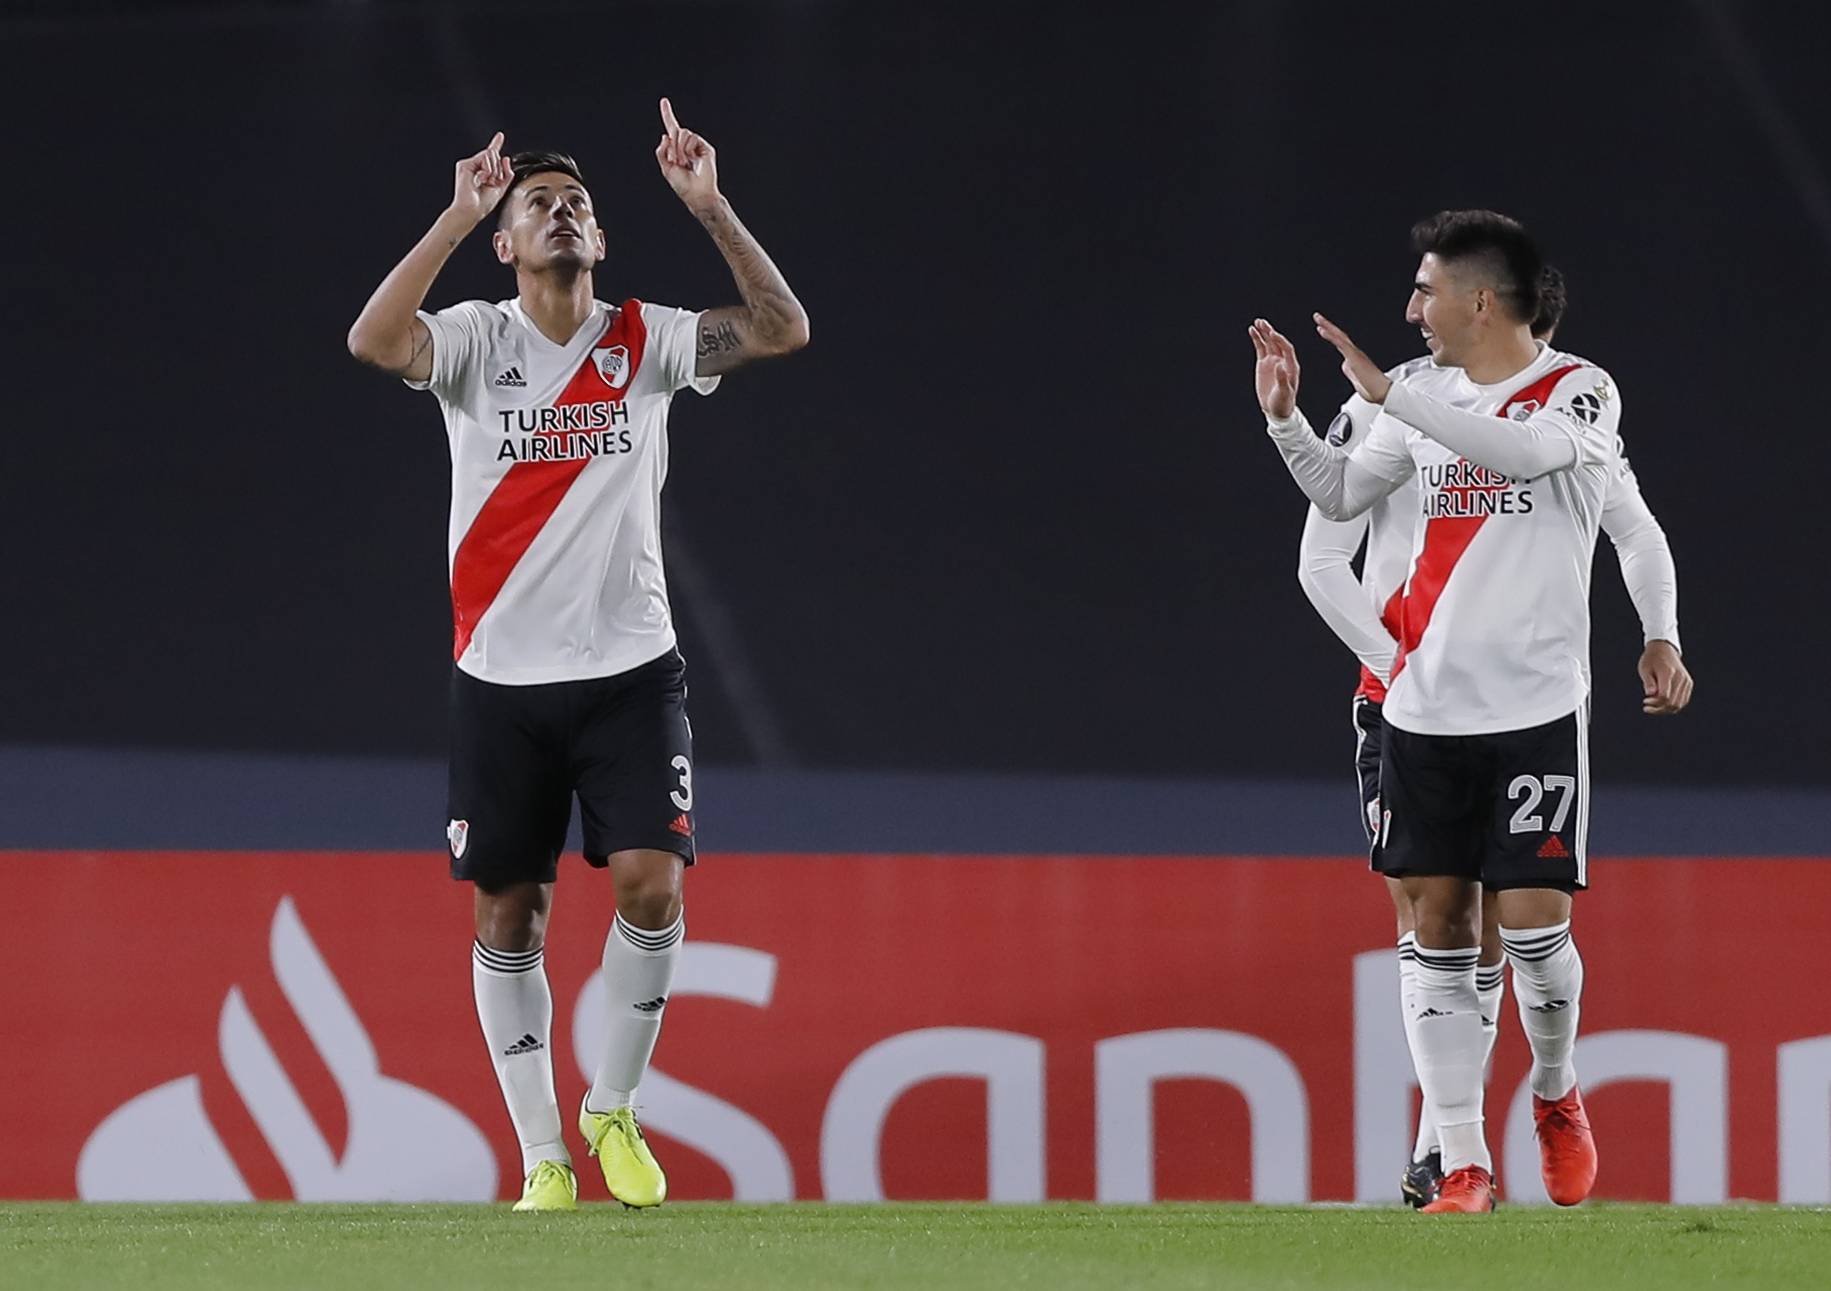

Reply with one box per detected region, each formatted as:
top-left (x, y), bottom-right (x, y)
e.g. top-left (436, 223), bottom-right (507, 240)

top-left (1313, 314), bottom-right (1393, 404)
top-left (655, 97), bottom-right (720, 209)
top-left (450, 131), bottom-right (512, 225)
top-left (1250, 319), bottom-right (1301, 421)
top-left (1637, 640), bottom-right (1694, 715)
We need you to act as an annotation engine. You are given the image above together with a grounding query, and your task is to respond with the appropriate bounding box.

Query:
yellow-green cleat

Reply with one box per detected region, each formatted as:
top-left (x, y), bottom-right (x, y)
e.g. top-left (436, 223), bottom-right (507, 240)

top-left (579, 1099), bottom-right (667, 1208)
top-left (512, 1159), bottom-right (579, 1212)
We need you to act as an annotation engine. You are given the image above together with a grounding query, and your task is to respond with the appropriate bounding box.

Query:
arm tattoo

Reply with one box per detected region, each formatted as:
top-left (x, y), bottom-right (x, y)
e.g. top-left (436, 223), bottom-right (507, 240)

top-left (694, 198), bottom-right (807, 362)
top-left (696, 320), bottom-right (742, 357)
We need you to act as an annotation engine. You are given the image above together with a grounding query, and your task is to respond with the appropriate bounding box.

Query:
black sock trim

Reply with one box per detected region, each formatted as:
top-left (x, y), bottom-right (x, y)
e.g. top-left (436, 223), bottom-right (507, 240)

top-left (473, 940), bottom-right (543, 973)
top-left (614, 913), bottom-right (683, 953)
top-left (1500, 926), bottom-right (1571, 950)
top-left (1412, 946), bottom-right (1481, 971)
top-left (1502, 929), bottom-right (1571, 962)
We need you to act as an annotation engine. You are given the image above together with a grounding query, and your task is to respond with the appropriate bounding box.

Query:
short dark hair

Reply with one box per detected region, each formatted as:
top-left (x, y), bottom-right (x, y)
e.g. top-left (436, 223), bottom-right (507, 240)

top-left (498, 150), bottom-right (587, 227)
top-left (1410, 209), bottom-right (1543, 326)
top-left (1532, 265), bottom-right (1567, 341)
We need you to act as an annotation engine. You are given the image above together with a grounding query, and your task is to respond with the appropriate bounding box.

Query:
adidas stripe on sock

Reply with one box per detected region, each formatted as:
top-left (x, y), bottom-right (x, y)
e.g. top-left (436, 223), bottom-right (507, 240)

top-left (472, 940), bottom-right (568, 1173)
top-left (474, 941), bottom-right (543, 975)
top-left (1476, 959), bottom-right (1506, 1074)
top-left (1501, 921), bottom-right (1584, 1100)
top-left (613, 913), bottom-right (685, 954)
top-left (1501, 922), bottom-right (1572, 962)
top-left (1397, 933), bottom-right (1438, 1161)
top-left (587, 912), bottom-right (686, 1111)
top-left (1410, 944), bottom-right (1490, 1174)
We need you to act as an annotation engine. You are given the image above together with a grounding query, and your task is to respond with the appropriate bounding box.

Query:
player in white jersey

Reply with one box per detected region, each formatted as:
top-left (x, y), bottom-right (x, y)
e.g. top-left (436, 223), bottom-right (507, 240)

top-left (1252, 210), bottom-right (1649, 1213)
top-left (346, 101), bottom-right (809, 1211)
top-left (1296, 266), bottom-right (1692, 1206)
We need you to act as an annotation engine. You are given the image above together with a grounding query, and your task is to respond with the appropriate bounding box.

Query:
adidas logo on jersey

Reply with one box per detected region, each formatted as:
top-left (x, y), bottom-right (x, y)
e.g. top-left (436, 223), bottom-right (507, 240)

top-left (502, 1032), bottom-right (544, 1056)
top-left (668, 813), bottom-right (693, 838)
top-left (494, 366), bottom-right (527, 388)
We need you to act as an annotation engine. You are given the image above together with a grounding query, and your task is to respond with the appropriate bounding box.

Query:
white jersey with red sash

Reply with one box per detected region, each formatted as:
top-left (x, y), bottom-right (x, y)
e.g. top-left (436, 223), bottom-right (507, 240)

top-left (1353, 345), bottom-right (1621, 735)
top-left (408, 297), bottom-right (717, 684)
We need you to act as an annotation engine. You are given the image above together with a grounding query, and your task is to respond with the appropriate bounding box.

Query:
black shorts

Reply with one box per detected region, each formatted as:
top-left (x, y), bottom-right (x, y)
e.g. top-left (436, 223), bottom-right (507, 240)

top-left (1374, 706), bottom-right (1589, 893)
top-left (446, 647), bottom-right (697, 886)
top-left (1352, 695), bottom-right (1385, 859)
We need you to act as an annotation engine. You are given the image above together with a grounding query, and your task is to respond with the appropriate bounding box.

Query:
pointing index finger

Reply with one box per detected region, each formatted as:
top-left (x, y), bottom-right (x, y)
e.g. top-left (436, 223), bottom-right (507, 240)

top-left (659, 97), bottom-right (681, 136)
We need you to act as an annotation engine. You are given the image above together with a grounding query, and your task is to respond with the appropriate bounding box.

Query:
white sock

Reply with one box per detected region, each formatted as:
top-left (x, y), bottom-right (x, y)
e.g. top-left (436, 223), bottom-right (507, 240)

top-left (1477, 959), bottom-right (1507, 1075)
top-left (1501, 921), bottom-right (1583, 1100)
top-left (1396, 934), bottom-right (1438, 1160)
top-left (472, 941), bottom-right (567, 1174)
top-left (1410, 944), bottom-right (1490, 1174)
top-left (587, 911), bottom-right (684, 1111)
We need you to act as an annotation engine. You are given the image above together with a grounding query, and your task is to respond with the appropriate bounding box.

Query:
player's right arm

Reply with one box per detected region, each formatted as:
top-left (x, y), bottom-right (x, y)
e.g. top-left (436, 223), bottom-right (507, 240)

top-left (1293, 394), bottom-right (1399, 679)
top-left (1249, 319), bottom-right (1410, 520)
top-left (346, 133), bottom-right (511, 382)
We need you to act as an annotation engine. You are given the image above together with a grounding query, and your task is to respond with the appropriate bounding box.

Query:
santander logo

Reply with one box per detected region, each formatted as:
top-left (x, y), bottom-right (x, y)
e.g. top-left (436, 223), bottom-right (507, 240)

top-left (77, 898), bottom-right (497, 1201)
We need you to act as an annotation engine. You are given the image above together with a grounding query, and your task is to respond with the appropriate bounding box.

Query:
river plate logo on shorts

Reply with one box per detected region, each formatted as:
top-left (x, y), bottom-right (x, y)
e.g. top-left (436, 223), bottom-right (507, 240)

top-left (447, 819), bottom-right (469, 860)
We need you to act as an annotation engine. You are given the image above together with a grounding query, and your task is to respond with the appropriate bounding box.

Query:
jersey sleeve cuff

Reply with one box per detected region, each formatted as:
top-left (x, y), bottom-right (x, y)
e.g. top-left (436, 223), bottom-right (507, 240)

top-left (1265, 409), bottom-right (1311, 438)
top-left (400, 308), bottom-right (441, 391)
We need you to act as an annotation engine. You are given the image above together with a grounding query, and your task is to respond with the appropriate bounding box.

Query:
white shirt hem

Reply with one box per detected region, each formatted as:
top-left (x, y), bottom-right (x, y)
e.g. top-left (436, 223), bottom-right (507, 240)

top-left (1381, 687), bottom-right (1588, 738)
top-left (455, 631), bottom-right (679, 687)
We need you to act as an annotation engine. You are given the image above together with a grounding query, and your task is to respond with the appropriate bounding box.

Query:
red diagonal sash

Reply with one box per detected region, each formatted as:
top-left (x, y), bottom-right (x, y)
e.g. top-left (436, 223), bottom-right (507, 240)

top-left (449, 300), bottom-right (649, 661)
top-left (1383, 363), bottom-right (1582, 685)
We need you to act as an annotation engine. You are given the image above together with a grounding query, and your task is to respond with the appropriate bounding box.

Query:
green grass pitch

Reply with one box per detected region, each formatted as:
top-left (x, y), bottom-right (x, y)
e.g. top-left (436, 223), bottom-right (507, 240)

top-left (3, 1203), bottom-right (1827, 1290)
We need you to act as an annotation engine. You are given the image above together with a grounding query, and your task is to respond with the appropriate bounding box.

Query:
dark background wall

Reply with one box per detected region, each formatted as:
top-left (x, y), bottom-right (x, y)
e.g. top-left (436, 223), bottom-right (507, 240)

top-left (1, 0), bottom-right (1825, 788)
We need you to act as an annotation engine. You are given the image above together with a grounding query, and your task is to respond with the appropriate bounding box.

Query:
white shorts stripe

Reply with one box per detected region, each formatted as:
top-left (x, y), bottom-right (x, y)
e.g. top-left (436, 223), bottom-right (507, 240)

top-left (1574, 700), bottom-right (1591, 885)
top-left (1351, 695), bottom-right (1368, 779)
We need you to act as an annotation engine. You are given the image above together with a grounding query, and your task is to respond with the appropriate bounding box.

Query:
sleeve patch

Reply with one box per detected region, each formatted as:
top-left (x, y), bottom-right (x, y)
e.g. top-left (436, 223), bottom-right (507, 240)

top-left (1566, 391), bottom-right (1604, 425)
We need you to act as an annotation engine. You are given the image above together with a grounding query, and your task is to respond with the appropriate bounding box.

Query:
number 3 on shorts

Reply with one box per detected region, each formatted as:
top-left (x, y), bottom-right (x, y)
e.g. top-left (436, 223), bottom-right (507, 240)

top-left (670, 755), bottom-right (694, 812)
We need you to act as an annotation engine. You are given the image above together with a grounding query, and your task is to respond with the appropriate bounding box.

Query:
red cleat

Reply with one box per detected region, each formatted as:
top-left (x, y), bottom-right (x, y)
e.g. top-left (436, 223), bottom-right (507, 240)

top-left (1420, 1165), bottom-right (1495, 1213)
top-left (1533, 1086), bottom-right (1598, 1206)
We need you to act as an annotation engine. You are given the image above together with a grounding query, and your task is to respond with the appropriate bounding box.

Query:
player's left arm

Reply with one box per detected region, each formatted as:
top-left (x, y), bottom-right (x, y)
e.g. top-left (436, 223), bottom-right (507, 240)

top-left (1312, 314), bottom-right (1615, 479)
top-left (1297, 506), bottom-right (1398, 682)
top-left (1600, 460), bottom-right (1694, 715)
top-left (654, 97), bottom-right (810, 377)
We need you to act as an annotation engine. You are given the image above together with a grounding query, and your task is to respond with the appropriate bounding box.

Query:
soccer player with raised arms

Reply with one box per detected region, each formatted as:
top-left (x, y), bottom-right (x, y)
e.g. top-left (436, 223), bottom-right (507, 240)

top-left (1252, 211), bottom-right (1635, 1213)
top-left (346, 100), bottom-right (809, 1211)
top-left (1293, 264), bottom-right (1691, 1206)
